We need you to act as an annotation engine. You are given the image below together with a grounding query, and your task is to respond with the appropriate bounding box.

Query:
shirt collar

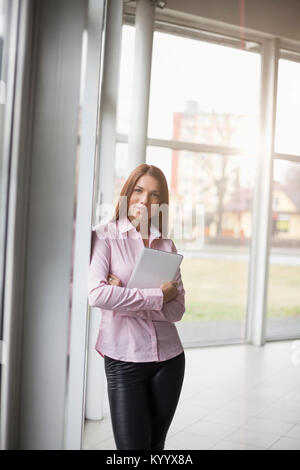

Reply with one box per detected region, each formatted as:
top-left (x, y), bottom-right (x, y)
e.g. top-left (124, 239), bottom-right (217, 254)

top-left (118, 215), bottom-right (161, 238)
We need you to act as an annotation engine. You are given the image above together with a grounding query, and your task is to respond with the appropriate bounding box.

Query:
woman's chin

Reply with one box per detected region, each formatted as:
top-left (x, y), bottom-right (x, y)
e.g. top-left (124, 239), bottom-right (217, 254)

top-left (133, 215), bottom-right (150, 226)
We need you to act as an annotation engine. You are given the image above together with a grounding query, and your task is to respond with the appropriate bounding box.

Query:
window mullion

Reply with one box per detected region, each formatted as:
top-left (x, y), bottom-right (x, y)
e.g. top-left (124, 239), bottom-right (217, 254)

top-left (246, 38), bottom-right (280, 346)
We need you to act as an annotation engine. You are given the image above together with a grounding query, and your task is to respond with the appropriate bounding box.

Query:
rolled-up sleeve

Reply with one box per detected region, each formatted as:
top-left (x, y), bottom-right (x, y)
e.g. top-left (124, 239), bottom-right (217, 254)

top-left (118, 240), bottom-right (186, 323)
top-left (87, 231), bottom-right (164, 312)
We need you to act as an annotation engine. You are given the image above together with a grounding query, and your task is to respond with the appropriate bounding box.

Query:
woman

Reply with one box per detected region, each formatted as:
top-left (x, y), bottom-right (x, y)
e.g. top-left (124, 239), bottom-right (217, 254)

top-left (88, 163), bottom-right (186, 450)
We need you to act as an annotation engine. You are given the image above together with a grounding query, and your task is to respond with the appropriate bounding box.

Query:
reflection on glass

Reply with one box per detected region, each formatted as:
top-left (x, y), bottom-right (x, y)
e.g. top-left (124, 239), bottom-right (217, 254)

top-left (148, 31), bottom-right (261, 151)
top-left (275, 58), bottom-right (300, 156)
top-left (266, 159), bottom-right (300, 338)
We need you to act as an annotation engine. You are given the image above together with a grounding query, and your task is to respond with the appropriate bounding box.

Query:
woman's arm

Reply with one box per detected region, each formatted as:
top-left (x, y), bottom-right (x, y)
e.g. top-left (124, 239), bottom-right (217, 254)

top-left (87, 231), bottom-right (164, 312)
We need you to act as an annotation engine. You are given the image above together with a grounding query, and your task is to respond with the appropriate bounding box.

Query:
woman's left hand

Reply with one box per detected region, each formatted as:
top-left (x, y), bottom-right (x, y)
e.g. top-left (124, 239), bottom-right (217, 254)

top-left (107, 273), bottom-right (122, 286)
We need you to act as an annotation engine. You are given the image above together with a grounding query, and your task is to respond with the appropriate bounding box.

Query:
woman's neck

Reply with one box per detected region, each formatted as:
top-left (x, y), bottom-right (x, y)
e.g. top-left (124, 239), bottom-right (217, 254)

top-left (128, 216), bottom-right (150, 237)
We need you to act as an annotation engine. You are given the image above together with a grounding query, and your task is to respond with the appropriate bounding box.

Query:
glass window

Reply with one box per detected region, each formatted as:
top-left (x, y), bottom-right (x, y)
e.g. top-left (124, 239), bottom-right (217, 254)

top-left (147, 31), bottom-right (261, 152)
top-left (266, 159), bottom-right (300, 338)
top-left (116, 24), bottom-right (135, 135)
top-left (146, 146), bottom-right (256, 344)
top-left (114, 24), bottom-right (262, 345)
top-left (114, 142), bottom-right (128, 206)
top-left (275, 57), bottom-right (300, 156)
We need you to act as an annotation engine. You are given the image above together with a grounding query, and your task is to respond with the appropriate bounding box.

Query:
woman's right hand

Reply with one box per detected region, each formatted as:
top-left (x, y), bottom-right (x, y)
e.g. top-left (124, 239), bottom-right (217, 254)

top-left (160, 280), bottom-right (178, 303)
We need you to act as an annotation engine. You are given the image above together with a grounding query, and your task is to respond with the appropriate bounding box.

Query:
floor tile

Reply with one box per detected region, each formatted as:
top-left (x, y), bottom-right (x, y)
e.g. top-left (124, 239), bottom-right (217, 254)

top-left (283, 424), bottom-right (300, 440)
top-left (166, 431), bottom-right (219, 450)
top-left (83, 341), bottom-right (300, 451)
top-left (242, 417), bottom-right (294, 435)
top-left (269, 436), bottom-right (300, 450)
top-left (210, 439), bottom-right (266, 450)
top-left (223, 428), bottom-right (282, 449)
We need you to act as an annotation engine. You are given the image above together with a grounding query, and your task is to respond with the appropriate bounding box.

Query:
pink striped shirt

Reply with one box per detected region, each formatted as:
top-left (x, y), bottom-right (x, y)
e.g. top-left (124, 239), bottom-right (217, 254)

top-left (87, 215), bottom-right (185, 362)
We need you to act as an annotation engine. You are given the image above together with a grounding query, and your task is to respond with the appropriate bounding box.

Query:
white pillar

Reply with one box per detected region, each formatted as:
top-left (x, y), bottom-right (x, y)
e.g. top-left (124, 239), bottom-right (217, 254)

top-left (96, 0), bottom-right (123, 217)
top-left (127, 0), bottom-right (155, 173)
top-left (246, 38), bottom-right (279, 346)
top-left (85, 0), bottom-right (123, 422)
top-left (65, 0), bottom-right (107, 448)
top-left (85, 308), bottom-right (104, 420)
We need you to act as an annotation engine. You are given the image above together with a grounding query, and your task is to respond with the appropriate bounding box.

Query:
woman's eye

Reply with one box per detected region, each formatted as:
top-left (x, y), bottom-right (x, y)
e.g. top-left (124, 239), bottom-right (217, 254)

top-left (134, 188), bottom-right (159, 198)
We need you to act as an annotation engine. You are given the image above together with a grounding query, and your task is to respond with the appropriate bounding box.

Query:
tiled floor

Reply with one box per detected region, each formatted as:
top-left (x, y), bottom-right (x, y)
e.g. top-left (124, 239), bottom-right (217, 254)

top-left (83, 340), bottom-right (300, 450)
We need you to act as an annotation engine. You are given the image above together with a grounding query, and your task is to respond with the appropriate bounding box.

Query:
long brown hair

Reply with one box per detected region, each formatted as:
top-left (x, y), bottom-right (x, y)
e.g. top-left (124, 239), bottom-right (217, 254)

top-left (110, 164), bottom-right (169, 238)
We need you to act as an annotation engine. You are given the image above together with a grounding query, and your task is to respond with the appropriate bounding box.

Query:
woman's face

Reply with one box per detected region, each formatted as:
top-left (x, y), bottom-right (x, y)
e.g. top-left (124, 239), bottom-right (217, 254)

top-left (128, 174), bottom-right (161, 225)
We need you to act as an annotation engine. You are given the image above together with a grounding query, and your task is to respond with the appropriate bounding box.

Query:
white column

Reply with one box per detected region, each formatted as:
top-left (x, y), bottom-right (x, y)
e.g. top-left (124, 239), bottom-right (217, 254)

top-left (246, 38), bottom-right (279, 346)
top-left (85, 0), bottom-right (123, 424)
top-left (96, 0), bottom-right (123, 217)
top-left (65, 0), bottom-right (106, 449)
top-left (127, 0), bottom-right (155, 173)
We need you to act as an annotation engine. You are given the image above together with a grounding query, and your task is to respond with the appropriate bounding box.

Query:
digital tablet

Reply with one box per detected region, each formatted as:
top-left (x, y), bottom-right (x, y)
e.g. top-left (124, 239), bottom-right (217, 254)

top-left (126, 246), bottom-right (183, 289)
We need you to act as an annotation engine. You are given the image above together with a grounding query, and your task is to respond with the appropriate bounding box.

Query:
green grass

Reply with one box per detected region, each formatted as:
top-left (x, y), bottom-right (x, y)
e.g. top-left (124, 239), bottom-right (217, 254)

top-left (181, 258), bottom-right (300, 322)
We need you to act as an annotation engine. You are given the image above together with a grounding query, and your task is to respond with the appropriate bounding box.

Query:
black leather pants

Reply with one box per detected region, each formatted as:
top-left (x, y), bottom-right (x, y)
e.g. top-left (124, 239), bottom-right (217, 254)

top-left (104, 351), bottom-right (185, 450)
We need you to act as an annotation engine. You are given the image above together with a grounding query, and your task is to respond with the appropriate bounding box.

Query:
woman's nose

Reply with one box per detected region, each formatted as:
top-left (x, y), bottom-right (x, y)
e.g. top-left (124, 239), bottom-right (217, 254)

top-left (139, 194), bottom-right (149, 204)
